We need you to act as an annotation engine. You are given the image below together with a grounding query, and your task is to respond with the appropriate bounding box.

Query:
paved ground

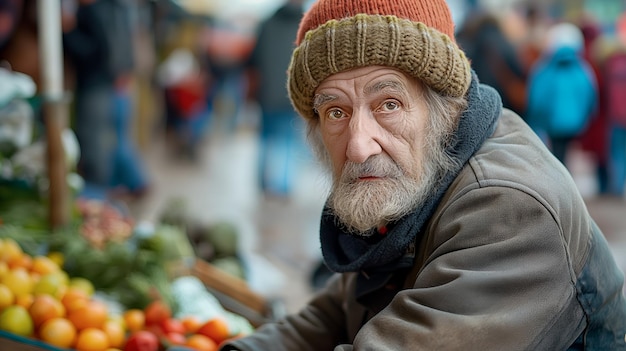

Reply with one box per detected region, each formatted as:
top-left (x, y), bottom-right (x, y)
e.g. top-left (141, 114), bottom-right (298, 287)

top-left (129, 111), bottom-right (626, 317)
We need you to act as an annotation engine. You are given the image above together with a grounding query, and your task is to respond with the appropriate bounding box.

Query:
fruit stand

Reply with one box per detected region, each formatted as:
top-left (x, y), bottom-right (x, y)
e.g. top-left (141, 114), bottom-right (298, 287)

top-left (0, 196), bottom-right (271, 351)
top-left (0, 6), bottom-right (275, 351)
top-left (0, 148), bottom-right (271, 350)
top-left (0, 67), bottom-right (271, 350)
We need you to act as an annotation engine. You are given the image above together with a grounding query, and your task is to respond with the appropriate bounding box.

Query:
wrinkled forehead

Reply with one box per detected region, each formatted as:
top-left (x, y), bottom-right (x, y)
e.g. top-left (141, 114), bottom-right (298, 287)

top-left (313, 66), bottom-right (423, 107)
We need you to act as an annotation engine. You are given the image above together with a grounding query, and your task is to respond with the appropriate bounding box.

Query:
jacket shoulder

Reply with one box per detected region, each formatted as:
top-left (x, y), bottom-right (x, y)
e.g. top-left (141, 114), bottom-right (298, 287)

top-left (443, 109), bottom-right (591, 272)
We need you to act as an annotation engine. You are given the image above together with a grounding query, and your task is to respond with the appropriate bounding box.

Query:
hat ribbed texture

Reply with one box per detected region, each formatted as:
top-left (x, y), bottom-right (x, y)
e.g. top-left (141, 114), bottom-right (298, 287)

top-left (287, 0), bottom-right (472, 121)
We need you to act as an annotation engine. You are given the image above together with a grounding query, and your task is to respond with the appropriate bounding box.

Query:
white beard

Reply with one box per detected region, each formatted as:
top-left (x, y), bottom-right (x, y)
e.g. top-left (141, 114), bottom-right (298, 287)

top-left (328, 153), bottom-right (439, 236)
top-left (310, 85), bottom-right (464, 237)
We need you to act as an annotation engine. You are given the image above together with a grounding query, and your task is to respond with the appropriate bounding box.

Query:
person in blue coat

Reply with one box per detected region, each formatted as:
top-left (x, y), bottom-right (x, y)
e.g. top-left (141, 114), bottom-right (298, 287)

top-left (526, 22), bottom-right (598, 166)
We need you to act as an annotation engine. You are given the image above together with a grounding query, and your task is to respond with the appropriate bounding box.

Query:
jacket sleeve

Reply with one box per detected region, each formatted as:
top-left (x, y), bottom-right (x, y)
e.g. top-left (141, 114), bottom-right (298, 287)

top-left (222, 185), bottom-right (585, 351)
top-left (342, 185), bottom-right (584, 351)
top-left (220, 273), bottom-right (351, 351)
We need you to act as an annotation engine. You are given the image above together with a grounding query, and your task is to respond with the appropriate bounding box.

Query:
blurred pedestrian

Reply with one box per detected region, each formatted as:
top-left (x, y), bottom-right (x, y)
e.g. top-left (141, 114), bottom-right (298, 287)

top-left (107, 0), bottom-right (149, 197)
top-left (248, 0), bottom-right (309, 198)
top-left (526, 22), bottom-right (598, 166)
top-left (604, 41), bottom-right (626, 196)
top-left (456, 9), bottom-right (527, 117)
top-left (62, 0), bottom-right (116, 196)
top-left (204, 20), bottom-right (255, 133)
top-left (577, 17), bottom-right (610, 194)
top-left (0, 0), bottom-right (23, 50)
top-left (63, 0), bottom-right (149, 199)
top-left (0, 0), bottom-right (42, 90)
top-left (157, 48), bottom-right (211, 160)
top-left (517, 3), bottom-right (551, 75)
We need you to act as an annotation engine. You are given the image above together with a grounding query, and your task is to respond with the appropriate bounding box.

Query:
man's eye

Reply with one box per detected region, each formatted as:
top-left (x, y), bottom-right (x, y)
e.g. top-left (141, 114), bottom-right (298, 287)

top-left (327, 109), bottom-right (345, 120)
top-left (381, 100), bottom-right (400, 111)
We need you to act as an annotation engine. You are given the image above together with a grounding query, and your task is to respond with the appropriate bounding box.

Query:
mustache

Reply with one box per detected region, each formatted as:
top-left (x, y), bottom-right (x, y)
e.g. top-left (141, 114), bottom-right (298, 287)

top-left (340, 155), bottom-right (405, 182)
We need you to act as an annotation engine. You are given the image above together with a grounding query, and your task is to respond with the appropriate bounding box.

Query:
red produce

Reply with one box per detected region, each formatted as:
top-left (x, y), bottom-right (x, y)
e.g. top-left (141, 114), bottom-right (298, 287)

top-left (124, 330), bottom-right (159, 351)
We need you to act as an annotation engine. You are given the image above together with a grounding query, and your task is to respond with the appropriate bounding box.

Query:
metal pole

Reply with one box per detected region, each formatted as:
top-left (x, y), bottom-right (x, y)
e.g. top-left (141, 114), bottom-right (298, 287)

top-left (37, 0), bottom-right (69, 229)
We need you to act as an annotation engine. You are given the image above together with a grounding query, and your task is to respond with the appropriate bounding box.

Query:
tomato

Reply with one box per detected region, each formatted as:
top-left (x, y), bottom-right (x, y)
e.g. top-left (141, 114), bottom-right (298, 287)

top-left (160, 318), bottom-right (186, 335)
top-left (163, 331), bottom-right (187, 346)
top-left (143, 300), bottom-right (171, 326)
top-left (123, 330), bottom-right (159, 351)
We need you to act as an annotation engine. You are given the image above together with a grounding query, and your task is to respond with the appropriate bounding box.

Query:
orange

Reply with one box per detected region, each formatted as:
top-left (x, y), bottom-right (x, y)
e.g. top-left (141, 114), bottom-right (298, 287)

top-left (38, 317), bottom-right (77, 348)
top-left (0, 305), bottom-right (34, 337)
top-left (0, 283), bottom-right (15, 309)
top-left (30, 256), bottom-right (60, 276)
top-left (181, 315), bottom-right (203, 334)
top-left (196, 317), bottom-right (231, 344)
top-left (8, 254), bottom-right (32, 270)
top-left (64, 296), bottom-right (88, 314)
top-left (143, 300), bottom-right (171, 326)
top-left (68, 299), bottom-right (108, 330)
top-left (15, 293), bottom-right (34, 309)
top-left (123, 309), bottom-right (145, 332)
top-left (102, 319), bottom-right (125, 348)
top-left (61, 287), bottom-right (90, 313)
top-left (75, 327), bottom-right (110, 351)
top-left (28, 293), bottom-right (66, 327)
top-left (185, 334), bottom-right (218, 351)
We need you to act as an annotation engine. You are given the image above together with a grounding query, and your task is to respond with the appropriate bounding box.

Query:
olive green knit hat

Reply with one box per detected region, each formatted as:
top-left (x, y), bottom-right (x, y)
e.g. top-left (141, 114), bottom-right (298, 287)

top-left (287, 0), bottom-right (472, 121)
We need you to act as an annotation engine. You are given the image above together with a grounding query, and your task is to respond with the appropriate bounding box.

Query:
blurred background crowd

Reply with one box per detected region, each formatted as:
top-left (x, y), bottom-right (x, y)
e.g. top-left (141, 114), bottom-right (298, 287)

top-left (1, 0), bottom-right (626, 313)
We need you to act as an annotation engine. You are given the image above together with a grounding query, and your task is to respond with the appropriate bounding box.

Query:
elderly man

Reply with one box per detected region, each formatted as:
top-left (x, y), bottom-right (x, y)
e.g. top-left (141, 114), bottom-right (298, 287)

top-left (221, 0), bottom-right (626, 349)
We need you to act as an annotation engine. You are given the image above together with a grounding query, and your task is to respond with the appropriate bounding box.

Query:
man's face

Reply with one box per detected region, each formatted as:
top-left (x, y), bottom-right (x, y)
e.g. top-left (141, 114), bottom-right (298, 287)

top-left (313, 66), bottom-right (439, 235)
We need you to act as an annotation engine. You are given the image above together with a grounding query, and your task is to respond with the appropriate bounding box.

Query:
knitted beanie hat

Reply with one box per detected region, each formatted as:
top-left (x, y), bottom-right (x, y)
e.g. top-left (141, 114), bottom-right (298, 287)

top-left (287, 0), bottom-right (472, 121)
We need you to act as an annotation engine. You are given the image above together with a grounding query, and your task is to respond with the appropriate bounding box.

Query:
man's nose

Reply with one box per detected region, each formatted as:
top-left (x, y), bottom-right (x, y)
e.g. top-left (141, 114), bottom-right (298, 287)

top-left (345, 110), bottom-right (382, 163)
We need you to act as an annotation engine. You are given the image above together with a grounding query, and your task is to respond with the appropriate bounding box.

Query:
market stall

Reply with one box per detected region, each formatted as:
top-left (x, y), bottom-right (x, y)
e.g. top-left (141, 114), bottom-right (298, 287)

top-left (0, 87), bottom-right (269, 349)
top-left (0, 88), bottom-right (271, 349)
top-left (0, 1), bottom-right (273, 350)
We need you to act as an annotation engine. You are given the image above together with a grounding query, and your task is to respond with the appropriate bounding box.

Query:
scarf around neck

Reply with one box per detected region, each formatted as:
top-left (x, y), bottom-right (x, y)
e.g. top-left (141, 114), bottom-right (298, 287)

top-left (319, 73), bottom-right (503, 274)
